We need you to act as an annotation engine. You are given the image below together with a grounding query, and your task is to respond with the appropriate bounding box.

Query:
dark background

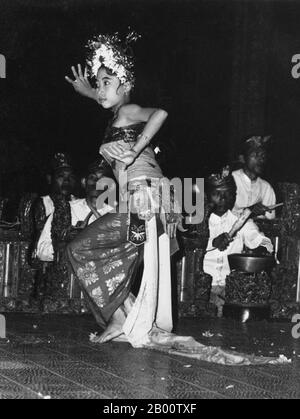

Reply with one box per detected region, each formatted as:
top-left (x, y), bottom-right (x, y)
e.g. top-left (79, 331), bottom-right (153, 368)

top-left (0, 0), bottom-right (299, 203)
top-left (265, 1), bottom-right (300, 183)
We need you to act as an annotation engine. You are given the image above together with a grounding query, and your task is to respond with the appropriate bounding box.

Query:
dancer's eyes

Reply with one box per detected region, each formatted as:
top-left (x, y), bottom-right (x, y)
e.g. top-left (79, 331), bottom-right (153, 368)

top-left (97, 81), bottom-right (110, 88)
top-left (96, 78), bottom-right (112, 89)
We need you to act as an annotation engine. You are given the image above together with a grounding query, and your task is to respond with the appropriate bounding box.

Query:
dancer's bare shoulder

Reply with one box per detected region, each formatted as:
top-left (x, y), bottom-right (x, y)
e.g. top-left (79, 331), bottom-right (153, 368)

top-left (120, 103), bottom-right (164, 124)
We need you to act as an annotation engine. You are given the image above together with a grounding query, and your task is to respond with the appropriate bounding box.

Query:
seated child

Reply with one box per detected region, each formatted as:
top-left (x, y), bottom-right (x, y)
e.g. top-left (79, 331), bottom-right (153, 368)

top-left (203, 167), bottom-right (273, 317)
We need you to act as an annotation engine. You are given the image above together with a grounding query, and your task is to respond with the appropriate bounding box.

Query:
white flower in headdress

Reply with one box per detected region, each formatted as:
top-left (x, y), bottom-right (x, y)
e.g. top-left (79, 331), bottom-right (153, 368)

top-left (86, 31), bottom-right (140, 86)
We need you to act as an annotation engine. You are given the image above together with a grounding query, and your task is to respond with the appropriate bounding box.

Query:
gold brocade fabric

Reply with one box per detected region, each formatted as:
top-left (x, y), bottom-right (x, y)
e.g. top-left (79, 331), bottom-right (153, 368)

top-left (66, 211), bottom-right (141, 326)
top-left (100, 122), bottom-right (163, 183)
top-left (127, 178), bottom-right (181, 246)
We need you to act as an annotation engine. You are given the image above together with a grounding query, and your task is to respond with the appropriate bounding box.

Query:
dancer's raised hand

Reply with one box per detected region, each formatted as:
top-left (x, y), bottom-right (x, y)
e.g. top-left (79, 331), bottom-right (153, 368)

top-left (65, 64), bottom-right (97, 100)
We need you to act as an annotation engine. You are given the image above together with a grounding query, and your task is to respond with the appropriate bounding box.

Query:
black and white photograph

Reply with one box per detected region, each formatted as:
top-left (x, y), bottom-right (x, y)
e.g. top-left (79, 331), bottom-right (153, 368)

top-left (0, 0), bottom-right (300, 401)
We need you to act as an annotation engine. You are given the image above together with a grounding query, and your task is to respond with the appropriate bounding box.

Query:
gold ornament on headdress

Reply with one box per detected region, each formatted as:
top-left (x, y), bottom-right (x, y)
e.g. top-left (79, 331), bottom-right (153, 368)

top-left (207, 166), bottom-right (236, 189)
top-left (86, 31), bottom-right (141, 86)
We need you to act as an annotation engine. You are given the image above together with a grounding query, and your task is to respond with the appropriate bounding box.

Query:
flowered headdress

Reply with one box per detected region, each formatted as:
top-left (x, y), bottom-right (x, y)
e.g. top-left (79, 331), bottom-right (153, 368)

top-left (207, 166), bottom-right (236, 191)
top-left (86, 31), bottom-right (140, 86)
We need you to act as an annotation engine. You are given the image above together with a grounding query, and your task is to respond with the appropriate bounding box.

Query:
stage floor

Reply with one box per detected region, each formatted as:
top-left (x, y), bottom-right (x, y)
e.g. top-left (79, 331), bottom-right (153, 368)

top-left (0, 314), bottom-right (299, 399)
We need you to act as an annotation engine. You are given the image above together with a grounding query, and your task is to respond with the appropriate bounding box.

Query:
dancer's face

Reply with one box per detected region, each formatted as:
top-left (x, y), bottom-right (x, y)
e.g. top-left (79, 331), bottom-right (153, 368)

top-left (96, 67), bottom-right (128, 110)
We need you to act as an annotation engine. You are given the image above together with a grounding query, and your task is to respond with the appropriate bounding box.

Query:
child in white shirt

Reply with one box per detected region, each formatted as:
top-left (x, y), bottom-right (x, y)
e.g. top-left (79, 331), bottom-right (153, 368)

top-left (203, 167), bottom-right (273, 316)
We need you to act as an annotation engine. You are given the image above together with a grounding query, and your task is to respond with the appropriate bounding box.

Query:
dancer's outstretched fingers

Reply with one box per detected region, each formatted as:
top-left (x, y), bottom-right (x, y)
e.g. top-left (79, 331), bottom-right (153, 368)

top-left (78, 64), bottom-right (84, 79)
top-left (71, 65), bottom-right (79, 80)
top-left (65, 76), bottom-right (75, 85)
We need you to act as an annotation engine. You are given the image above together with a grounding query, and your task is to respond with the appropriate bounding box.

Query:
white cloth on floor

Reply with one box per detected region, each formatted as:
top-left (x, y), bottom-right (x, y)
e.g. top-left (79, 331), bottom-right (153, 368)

top-left (90, 213), bottom-right (288, 366)
top-left (122, 216), bottom-right (173, 347)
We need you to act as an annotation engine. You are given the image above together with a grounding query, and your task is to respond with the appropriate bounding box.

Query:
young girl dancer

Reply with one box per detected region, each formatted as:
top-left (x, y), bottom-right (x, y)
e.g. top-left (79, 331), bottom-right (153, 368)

top-left (65, 32), bottom-right (288, 365)
top-left (66, 32), bottom-right (182, 345)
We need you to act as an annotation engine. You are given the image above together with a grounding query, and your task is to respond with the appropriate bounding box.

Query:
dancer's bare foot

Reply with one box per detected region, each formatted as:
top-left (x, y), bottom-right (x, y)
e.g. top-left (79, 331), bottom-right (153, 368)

top-left (94, 307), bottom-right (126, 343)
